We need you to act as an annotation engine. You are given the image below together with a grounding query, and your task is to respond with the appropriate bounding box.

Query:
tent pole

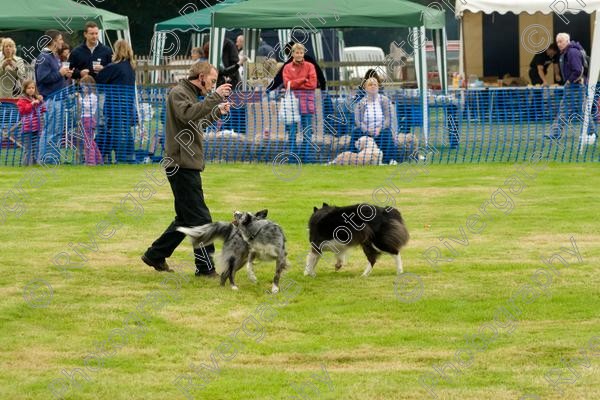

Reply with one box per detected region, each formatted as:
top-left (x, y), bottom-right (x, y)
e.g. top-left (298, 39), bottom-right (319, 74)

top-left (413, 26), bottom-right (429, 147)
top-left (459, 16), bottom-right (465, 80)
top-left (434, 28), bottom-right (448, 94)
top-left (441, 27), bottom-right (448, 93)
top-left (581, 10), bottom-right (600, 153)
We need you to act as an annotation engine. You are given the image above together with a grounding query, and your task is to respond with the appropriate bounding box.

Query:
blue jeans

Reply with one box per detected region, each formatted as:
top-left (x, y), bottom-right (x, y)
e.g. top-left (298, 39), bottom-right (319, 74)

top-left (551, 84), bottom-right (597, 137)
top-left (38, 98), bottom-right (63, 165)
top-left (285, 114), bottom-right (314, 163)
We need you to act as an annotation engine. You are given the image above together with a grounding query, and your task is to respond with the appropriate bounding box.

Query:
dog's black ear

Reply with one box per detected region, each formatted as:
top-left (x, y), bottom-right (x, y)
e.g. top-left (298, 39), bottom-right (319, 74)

top-left (322, 202), bottom-right (329, 207)
top-left (255, 209), bottom-right (268, 219)
top-left (313, 206), bottom-right (318, 213)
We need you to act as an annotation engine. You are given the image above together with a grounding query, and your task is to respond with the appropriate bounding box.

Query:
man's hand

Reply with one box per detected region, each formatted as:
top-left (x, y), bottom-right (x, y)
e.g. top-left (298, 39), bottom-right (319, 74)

top-left (59, 66), bottom-right (71, 76)
top-left (80, 69), bottom-right (90, 77)
top-left (238, 55), bottom-right (248, 65)
top-left (215, 83), bottom-right (232, 98)
top-left (374, 128), bottom-right (381, 137)
top-left (218, 102), bottom-right (231, 115)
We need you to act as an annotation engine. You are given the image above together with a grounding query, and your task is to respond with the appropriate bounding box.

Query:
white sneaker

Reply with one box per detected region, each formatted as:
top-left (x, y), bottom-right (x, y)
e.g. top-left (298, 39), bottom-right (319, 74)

top-left (389, 160), bottom-right (398, 165)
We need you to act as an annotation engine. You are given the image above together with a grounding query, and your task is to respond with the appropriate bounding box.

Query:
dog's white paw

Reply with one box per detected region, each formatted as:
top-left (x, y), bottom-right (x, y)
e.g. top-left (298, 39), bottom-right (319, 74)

top-left (231, 285), bottom-right (239, 291)
top-left (247, 274), bottom-right (258, 284)
top-left (271, 284), bottom-right (279, 294)
top-left (303, 269), bottom-right (316, 278)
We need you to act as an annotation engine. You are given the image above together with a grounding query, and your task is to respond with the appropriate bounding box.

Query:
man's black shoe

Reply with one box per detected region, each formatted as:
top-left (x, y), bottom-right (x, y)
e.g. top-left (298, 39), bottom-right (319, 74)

top-left (195, 270), bottom-right (219, 278)
top-left (141, 255), bottom-right (173, 272)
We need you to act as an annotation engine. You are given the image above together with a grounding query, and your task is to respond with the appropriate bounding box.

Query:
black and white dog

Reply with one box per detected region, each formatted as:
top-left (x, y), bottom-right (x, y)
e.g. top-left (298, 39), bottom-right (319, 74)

top-left (178, 210), bottom-right (288, 293)
top-left (305, 203), bottom-right (409, 277)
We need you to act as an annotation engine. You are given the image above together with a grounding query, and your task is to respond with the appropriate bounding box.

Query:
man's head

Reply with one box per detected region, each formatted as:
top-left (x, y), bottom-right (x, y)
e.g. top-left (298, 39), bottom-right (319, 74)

top-left (191, 47), bottom-right (203, 61)
top-left (546, 43), bottom-right (559, 57)
top-left (236, 35), bottom-right (244, 51)
top-left (188, 61), bottom-right (218, 94)
top-left (556, 33), bottom-right (570, 52)
top-left (44, 30), bottom-right (64, 52)
top-left (84, 22), bottom-right (100, 48)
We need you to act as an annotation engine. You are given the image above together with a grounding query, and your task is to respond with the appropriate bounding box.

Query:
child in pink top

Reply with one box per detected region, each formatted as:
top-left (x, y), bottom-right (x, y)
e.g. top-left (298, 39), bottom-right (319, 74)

top-left (17, 80), bottom-right (46, 166)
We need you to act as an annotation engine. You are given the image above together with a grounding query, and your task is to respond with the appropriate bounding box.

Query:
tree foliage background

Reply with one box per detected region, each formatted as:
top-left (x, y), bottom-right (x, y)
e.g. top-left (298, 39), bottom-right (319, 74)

top-left (99, 0), bottom-right (226, 54)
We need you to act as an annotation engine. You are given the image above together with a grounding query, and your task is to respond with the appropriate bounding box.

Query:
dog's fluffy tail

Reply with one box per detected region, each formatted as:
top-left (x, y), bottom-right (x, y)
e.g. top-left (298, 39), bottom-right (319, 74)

top-left (177, 222), bottom-right (233, 247)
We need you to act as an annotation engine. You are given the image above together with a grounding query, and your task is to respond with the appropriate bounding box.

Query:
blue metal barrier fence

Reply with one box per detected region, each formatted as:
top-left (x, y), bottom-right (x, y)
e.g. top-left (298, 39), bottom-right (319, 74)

top-left (1, 84), bottom-right (598, 166)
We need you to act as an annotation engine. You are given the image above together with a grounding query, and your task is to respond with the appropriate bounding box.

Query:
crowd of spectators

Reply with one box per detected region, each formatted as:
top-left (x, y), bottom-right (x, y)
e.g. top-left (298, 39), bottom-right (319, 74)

top-left (0, 22), bottom-right (138, 166)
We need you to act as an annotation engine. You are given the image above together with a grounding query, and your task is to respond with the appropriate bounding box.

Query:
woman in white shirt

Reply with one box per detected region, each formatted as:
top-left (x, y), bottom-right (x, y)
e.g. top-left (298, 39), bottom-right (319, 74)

top-left (78, 75), bottom-right (103, 165)
top-left (353, 78), bottom-right (398, 164)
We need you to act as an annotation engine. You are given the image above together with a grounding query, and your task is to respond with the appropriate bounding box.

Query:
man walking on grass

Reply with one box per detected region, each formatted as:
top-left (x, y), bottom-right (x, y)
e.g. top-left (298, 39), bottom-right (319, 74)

top-left (142, 62), bottom-right (231, 277)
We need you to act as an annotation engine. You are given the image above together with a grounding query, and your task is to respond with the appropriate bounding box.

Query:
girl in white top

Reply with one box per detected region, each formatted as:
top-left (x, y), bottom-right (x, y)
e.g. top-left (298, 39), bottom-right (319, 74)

top-left (78, 75), bottom-right (103, 165)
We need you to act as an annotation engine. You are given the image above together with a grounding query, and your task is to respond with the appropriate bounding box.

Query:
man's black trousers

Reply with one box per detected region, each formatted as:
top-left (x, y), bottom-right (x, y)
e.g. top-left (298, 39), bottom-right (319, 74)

top-left (145, 168), bottom-right (215, 274)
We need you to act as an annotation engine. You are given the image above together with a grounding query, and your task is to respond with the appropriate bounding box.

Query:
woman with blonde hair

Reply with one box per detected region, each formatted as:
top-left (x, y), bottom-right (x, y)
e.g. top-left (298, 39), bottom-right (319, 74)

top-left (96, 40), bottom-right (137, 163)
top-left (96, 39), bottom-right (136, 84)
top-left (352, 77), bottom-right (398, 164)
top-left (0, 38), bottom-right (27, 98)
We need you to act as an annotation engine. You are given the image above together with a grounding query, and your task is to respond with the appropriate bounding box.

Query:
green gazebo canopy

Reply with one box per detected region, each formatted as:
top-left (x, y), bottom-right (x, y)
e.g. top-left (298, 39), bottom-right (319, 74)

top-left (155, 0), bottom-right (243, 32)
top-left (212, 0), bottom-right (445, 29)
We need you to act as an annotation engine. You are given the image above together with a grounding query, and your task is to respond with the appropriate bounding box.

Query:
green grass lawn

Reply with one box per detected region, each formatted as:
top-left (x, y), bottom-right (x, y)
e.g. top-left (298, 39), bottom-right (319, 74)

top-left (1, 162), bottom-right (599, 400)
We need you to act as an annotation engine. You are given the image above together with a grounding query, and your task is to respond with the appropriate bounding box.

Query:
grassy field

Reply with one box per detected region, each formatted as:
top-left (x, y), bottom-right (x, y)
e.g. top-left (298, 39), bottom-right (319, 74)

top-left (1, 162), bottom-right (599, 400)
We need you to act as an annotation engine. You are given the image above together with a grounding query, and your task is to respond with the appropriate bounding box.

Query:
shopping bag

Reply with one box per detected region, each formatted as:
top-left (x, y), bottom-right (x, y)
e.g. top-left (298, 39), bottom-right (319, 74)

top-left (278, 82), bottom-right (300, 124)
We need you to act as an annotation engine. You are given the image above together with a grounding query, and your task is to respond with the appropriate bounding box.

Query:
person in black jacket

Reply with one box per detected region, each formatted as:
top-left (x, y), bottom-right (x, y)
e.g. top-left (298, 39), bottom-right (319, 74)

top-left (96, 40), bottom-right (136, 163)
top-left (221, 38), bottom-right (243, 89)
top-left (68, 22), bottom-right (113, 80)
top-left (204, 40), bottom-right (247, 89)
top-left (528, 43), bottom-right (560, 85)
top-left (266, 41), bottom-right (326, 92)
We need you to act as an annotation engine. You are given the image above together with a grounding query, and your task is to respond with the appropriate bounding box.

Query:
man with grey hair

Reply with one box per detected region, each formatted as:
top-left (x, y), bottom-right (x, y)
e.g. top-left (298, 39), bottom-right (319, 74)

top-left (546, 32), bottom-right (596, 140)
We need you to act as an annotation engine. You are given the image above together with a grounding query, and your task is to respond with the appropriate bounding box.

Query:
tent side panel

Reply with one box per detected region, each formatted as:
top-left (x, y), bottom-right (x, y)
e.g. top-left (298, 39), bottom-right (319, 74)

top-left (464, 12), bottom-right (483, 78)
top-left (518, 13), bottom-right (553, 83)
